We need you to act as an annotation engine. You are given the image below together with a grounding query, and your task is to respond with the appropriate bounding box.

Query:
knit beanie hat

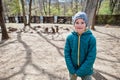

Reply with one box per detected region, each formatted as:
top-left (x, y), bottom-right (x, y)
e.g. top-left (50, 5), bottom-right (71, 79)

top-left (73, 11), bottom-right (88, 27)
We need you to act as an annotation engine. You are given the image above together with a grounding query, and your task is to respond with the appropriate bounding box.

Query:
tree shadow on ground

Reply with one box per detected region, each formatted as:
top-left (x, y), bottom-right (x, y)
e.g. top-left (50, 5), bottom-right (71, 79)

top-left (93, 69), bottom-right (120, 80)
top-left (0, 40), bottom-right (17, 47)
top-left (0, 32), bottom-right (66, 80)
top-left (93, 69), bottom-right (107, 80)
top-left (0, 39), bottom-right (8, 44)
top-left (42, 32), bottom-right (65, 41)
top-left (51, 32), bottom-right (65, 41)
top-left (97, 56), bottom-right (120, 63)
top-left (97, 50), bottom-right (120, 63)
top-left (32, 28), bottom-right (64, 57)
top-left (95, 30), bottom-right (120, 40)
top-left (1, 29), bottom-right (119, 80)
top-left (34, 28), bottom-right (119, 80)
top-left (94, 30), bottom-right (120, 80)
top-left (93, 58), bottom-right (120, 80)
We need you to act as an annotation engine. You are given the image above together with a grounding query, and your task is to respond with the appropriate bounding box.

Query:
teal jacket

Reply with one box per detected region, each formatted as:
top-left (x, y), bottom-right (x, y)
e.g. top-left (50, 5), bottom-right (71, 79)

top-left (64, 30), bottom-right (97, 77)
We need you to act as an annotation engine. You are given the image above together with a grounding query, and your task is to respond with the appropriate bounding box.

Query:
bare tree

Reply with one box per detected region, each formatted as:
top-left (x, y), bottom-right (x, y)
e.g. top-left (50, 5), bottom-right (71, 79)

top-left (70, 0), bottom-right (74, 15)
top-left (110, 0), bottom-right (117, 14)
top-left (96, 0), bottom-right (103, 14)
top-left (28, 0), bottom-right (32, 26)
top-left (0, 0), bottom-right (9, 40)
top-left (21, 0), bottom-right (32, 31)
top-left (110, 0), bottom-right (120, 14)
top-left (21, 0), bottom-right (27, 28)
top-left (43, 0), bottom-right (47, 15)
top-left (75, 0), bottom-right (79, 13)
top-left (91, 0), bottom-right (99, 30)
top-left (48, 0), bottom-right (51, 16)
top-left (63, 1), bottom-right (66, 16)
top-left (57, 0), bottom-right (60, 14)
top-left (81, 0), bottom-right (99, 30)
top-left (38, 0), bottom-right (43, 15)
top-left (2, 0), bottom-right (9, 17)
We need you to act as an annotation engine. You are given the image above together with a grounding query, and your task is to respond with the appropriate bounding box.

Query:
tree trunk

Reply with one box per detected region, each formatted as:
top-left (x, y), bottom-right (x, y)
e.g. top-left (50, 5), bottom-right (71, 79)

top-left (110, 0), bottom-right (120, 14)
top-left (48, 0), bottom-right (51, 16)
top-left (38, 0), bottom-right (43, 15)
top-left (82, 0), bottom-right (99, 30)
top-left (91, 0), bottom-right (99, 30)
top-left (96, 0), bottom-right (103, 14)
top-left (71, 0), bottom-right (74, 15)
top-left (28, 0), bottom-right (32, 26)
top-left (63, 2), bottom-right (65, 16)
top-left (75, 0), bottom-right (78, 13)
top-left (21, 0), bottom-right (27, 28)
top-left (57, 0), bottom-right (60, 15)
top-left (19, 0), bottom-right (22, 16)
top-left (110, 0), bottom-right (117, 14)
top-left (0, 0), bottom-right (9, 40)
top-left (43, 0), bottom-right (47, 15)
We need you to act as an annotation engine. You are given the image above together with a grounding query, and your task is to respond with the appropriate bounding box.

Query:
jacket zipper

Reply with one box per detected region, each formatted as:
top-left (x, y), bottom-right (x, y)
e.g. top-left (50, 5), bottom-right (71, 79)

top-left (77, 35), bottom-right (80, 67)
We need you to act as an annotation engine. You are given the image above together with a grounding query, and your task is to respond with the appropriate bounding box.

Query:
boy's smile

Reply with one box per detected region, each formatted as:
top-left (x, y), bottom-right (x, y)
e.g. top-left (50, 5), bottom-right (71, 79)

top-left (74, 19), bottom-right (86, 34)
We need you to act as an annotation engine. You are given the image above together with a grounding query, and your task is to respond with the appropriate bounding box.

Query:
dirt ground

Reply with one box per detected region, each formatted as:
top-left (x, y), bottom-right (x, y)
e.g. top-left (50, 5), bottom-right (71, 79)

top-left (0, 23), bottom-right (120, 80)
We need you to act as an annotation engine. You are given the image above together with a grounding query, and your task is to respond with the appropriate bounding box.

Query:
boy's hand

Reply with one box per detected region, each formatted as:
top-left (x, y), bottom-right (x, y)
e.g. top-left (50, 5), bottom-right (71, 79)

top-left (74, 74), bottom-right (77, 77)
top-left (71, 74), bottom-right (77, 80)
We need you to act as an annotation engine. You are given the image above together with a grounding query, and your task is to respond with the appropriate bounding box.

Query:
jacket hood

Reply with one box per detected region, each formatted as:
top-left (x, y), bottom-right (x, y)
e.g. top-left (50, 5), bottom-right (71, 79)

top-left (71, 29), bottom-right (92, 36)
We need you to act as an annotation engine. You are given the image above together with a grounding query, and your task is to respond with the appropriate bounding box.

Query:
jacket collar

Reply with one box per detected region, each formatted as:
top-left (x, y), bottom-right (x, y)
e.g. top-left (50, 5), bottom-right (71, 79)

top-left (72, 29), bottom-right (92, 36)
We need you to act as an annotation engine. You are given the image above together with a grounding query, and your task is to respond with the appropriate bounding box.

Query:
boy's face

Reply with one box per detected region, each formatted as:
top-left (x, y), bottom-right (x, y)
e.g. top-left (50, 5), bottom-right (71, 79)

top-left (74, 19), bottom-right (86, 34)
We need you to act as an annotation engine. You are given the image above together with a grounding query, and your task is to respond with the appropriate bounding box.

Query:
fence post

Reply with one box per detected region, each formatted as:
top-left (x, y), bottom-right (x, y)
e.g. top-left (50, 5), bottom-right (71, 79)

top-left (54, 16), bottom-right (57, 23)
top-left (5, 16), bottom-right (9, 23)
top-left (15, 16), bottom-right (18, 23)
top-left (40, 16), bottom-right (43, 23)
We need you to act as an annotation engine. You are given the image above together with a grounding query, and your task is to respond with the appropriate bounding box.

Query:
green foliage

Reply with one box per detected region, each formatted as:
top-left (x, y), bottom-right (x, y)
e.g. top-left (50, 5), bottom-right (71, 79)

top-left (4, 0), bottom-right (118, 16)
top-left (9, 0), bottom-right (21, 16)
top-left (66, 9), bottom-right (73, 16)
top-left (98, 0), bottom-right (112, 15)
top-left (98, 0), bottom-right (120, 15)
top-left (4, 0), bottom-right (20, 15)
top-left (107, 17), bottom-right (114, 24)
top-left (96, 15), bottom-right (120, 25)
top-left (50, 6), bottom-right (60, 16)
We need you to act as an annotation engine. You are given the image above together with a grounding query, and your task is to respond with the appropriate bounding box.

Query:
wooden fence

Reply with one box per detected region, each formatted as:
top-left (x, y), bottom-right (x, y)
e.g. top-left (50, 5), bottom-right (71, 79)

top-left (4, 15), bottom-right (120, 25)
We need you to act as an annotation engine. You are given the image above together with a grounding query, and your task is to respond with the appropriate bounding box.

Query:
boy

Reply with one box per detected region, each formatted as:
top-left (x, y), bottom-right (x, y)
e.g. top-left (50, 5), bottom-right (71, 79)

top-left (64, 12), bottom-right (97, 80)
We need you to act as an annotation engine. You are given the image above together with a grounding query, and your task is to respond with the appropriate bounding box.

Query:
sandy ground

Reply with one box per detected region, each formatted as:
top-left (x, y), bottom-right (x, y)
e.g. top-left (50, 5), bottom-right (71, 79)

top-left (0, 23), bottom-right (120, 80)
